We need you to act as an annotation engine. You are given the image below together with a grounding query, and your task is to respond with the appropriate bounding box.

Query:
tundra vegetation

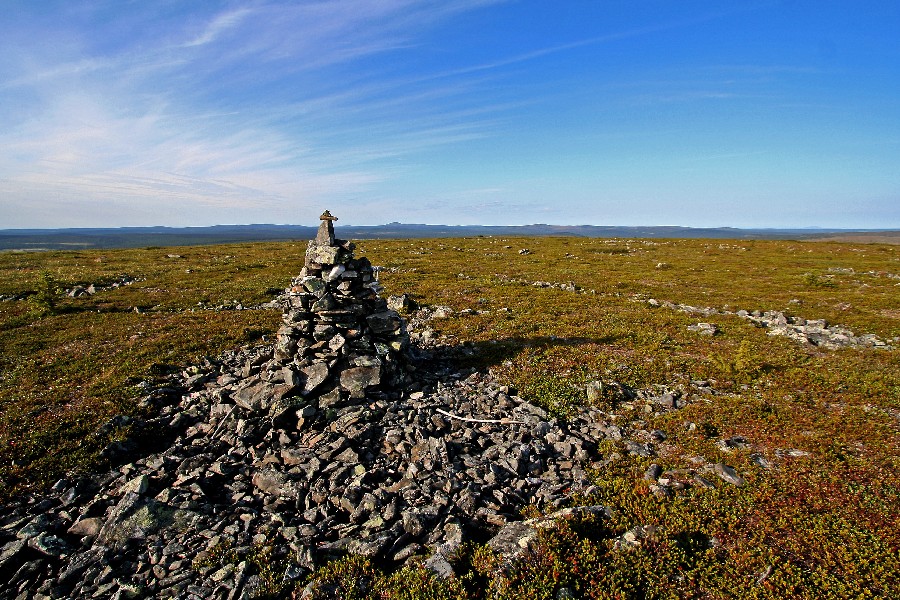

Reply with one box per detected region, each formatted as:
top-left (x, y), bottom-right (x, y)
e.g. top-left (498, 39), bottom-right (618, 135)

top-left (1, 236), bottom-right (898, 598)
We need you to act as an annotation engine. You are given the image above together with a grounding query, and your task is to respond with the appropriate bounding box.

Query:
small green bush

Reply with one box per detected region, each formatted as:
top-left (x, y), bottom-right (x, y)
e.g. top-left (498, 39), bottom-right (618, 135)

top-left (28, 270), bottom-right (61, 316)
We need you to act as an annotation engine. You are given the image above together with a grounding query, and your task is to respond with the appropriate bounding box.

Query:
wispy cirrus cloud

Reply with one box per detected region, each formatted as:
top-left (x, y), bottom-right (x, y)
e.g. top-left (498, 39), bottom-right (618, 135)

top-left (183, 8), bottom-right (254, 48)
top-left (0, 1), bottom-right (515, 226)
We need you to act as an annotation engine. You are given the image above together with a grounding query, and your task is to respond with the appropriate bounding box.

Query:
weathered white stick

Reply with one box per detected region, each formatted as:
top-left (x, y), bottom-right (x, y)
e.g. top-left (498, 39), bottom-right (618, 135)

top-left (210, 405), bottom-right (238, 438)
top-left (434, 408), bottom-right (526, 425)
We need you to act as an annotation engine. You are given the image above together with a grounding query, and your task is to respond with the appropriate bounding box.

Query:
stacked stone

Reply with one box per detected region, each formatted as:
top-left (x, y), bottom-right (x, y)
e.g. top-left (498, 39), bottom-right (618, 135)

top-left (273, 211), bottom-right (409, 405)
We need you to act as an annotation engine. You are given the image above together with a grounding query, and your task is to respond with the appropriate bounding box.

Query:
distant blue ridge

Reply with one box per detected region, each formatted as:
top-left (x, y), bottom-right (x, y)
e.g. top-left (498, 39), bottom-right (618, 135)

top-left (0, 224), bottom-right (895, 251)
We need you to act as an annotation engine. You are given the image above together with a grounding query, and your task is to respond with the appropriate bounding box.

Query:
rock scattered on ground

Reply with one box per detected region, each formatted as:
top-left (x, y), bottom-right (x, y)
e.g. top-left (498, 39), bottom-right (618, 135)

top-left (646, 299), bottom-right (894, 350)
top-left (66, 275), bottom-right (142, 298)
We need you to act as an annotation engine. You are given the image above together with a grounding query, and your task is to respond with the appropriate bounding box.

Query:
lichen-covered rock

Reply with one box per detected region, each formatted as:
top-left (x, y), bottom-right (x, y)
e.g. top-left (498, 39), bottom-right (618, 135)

top-left (340, 366), bottom-right (381, 399)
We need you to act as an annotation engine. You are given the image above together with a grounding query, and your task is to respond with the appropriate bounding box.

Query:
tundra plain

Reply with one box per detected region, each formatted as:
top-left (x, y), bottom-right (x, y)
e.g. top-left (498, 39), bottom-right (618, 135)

top-left (1, 236), bottom-right (898, 598)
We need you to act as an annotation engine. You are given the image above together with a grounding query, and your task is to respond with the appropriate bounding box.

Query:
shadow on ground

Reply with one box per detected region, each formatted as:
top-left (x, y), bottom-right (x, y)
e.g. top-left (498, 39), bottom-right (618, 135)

top-left (451, 335), bottom-right (623, 371)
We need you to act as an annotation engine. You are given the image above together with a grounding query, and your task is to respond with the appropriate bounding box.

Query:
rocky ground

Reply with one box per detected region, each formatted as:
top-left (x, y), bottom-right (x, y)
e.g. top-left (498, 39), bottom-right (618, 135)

top-left (5, 226), bottom-right (825, 599)
top-left (0, 299), bottom-right (760, 600)
top-left (646, 298), bottom-right (895, 350)
top-left (492, 272), bottom-right (896, 350)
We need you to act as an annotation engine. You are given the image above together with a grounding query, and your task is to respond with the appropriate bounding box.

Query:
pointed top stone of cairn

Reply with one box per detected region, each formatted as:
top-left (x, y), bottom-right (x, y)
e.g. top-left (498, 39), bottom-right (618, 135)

top-left (316, 210), bottom-right (337, 246)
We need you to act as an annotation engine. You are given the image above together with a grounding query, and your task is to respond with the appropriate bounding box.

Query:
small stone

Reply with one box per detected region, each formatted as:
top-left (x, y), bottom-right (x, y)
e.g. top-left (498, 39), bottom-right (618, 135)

top-left (687, 322), bottom-right (718, 336)
top-left (644, 464), bottom-right (662, 482)
top-left (713, 462), bottom-right (745, 486)
top-left (585, 381), bottom-right (603, 403)
top-left (121, 474), bottom-right (150, 495)
top-left (750, 453), bottom-right (772, 469)
top-left (693, 475), bottom-right (716, 489)
top-left (68, 517), bottom-right (104, 537)
top-left (423, 553), bottom-right (455, 579)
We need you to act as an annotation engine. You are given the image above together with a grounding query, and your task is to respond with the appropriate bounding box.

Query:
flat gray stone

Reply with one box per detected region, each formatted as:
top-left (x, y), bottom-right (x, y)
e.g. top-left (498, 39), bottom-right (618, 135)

top-left (366, 310), bottom-right (402, 335)
top-left (713, 462), bottom-right (745, 486)
top-left (301, 363), bottom-right (330, 395)
top-left (340, 366), bottom-right (380, 399)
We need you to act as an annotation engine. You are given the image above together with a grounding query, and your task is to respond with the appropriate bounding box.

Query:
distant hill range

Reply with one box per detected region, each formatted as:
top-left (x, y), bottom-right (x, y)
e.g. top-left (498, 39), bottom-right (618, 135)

top-left (1, 223), bottom-right (898, 251)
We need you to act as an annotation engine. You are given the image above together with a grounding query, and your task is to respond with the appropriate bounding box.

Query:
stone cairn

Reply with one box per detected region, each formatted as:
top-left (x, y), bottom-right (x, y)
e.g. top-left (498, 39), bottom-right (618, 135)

top-left (266, 210), bottom-right (409, 411)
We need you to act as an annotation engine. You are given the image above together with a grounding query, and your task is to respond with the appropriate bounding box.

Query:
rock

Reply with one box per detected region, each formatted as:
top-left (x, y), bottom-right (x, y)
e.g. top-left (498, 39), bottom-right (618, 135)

top-left (28, 533), bottom-right (70, 557)
top-left (0, 539), bottom-right (26, 567)
top-left (713, 462), bottom-right (745, 486)
top-left (402, 511), bottom-right (426, 537)
top-left (487, 520), bottom-right (536, 557)
top-left (17, 514), bottom-right (55, 540)
top-left (96, 493), bottom-right (196, 547)
top-left (232, 381), bottom-right (273, 412)
top-left (750, 453), bottom-right (772, 469)
top-left (687, 322), bottom-right (718, 336)
top-left (644, 464), bottom-right (662, 482)
top-left (367, 311), bottom-right (402, 335)
top-left (386, 295), bottom-right (417, 313)
top-left (618, 524), bottom-right (657, 548)
top-left (325, 265), bottom-right (346, 282)
top-left (121, 474), bottom-right (150, 495)
top-left (623, 440), bottom-right (653, 457)
top-left (585, 380), bottom-right (603, 403)
top-left (68, 517), bottom-right (104, 537)
top-left (431, 306), bottom-right (454, 319)
top-left (340, 366), bottom-right (381, 399)
top-left (423, 553), bottom-right (455, 579)
top-left (693, 475), bottom-right (716, 489)
top-left (306, 244), bottom-right (342, 266)
top-left (57, 548), bottom-right (103, 586)
top-left (301, 363), bottom-right (330, 395)
top-left (487, 506), bottom-right (609, 561)
top-left (252, 469), bottom-right (300, 499)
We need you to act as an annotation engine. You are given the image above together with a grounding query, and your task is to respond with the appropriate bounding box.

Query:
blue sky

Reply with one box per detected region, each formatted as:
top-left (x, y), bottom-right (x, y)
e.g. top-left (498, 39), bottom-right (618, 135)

top-left (1, 1), bottom-right (898, 229)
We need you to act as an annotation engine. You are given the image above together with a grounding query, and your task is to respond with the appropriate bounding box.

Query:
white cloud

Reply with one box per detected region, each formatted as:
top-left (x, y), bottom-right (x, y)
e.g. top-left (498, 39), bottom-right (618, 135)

top-left (184, 8), bottom-right (254, 47)
top-left (0, 1), bottom-right (516, 226)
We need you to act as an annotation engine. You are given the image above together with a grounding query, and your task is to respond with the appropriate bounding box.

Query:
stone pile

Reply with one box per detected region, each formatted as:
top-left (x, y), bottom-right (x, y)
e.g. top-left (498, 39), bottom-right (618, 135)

top-left (269, 210), bottom-right (410, 404)
top-left (0, 346), bottom-right (617, 599)
top-left (0, 275), bottom-right (141, 303)
top-left (737, 310), bottom-right (893, 350)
